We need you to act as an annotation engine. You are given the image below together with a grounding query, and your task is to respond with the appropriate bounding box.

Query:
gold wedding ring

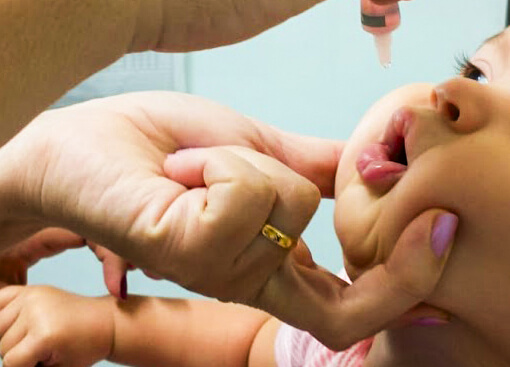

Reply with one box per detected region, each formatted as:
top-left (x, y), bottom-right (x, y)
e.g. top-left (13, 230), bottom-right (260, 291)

top-left (261, 223), bottom-right (297, 249)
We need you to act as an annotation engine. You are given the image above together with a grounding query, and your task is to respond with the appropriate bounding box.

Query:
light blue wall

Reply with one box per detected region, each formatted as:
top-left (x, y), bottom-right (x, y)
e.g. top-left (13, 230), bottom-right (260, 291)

top-left (24, 1), bottom-right (506, 366)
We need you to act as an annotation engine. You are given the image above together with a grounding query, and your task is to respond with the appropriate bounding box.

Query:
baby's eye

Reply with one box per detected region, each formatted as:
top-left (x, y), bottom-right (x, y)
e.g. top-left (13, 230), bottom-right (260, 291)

top-left (463, 63), bottom-right (488, 84)
top-left (455, 55), bottom-right (489, 84)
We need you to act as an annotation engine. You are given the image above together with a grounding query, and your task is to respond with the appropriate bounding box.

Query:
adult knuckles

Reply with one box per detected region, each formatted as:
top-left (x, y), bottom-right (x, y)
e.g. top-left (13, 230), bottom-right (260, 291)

top-left (279, 179), bottom-right (321, 220)
top-left (231, 171), bottom-right (277, 208)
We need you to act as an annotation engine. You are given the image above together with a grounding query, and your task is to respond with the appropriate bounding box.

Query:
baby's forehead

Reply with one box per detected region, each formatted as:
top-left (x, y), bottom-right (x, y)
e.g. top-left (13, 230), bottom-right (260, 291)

top-left (478, 27), bottom-right (510, 50)
top-left (471, 28), bottom-right (510, 84)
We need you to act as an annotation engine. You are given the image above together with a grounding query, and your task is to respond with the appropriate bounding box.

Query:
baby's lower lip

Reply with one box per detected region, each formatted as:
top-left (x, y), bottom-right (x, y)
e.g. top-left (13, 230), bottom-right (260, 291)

top-left (357, 143), bottom-right (407, 185)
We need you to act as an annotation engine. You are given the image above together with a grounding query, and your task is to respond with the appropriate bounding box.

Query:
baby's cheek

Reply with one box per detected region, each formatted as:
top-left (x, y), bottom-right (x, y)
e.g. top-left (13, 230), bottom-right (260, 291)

top-left (334, 186), bottom-right (391, 279)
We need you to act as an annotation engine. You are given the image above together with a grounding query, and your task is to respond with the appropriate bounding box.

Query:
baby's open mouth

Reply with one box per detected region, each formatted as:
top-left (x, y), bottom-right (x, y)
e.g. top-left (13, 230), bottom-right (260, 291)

top-left (356, 112), bottom-right (408, 191)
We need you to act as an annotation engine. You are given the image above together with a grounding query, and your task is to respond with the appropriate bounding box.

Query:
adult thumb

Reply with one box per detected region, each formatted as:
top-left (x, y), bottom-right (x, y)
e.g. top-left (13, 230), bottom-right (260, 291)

top-left (253, 209), bottom-right (458, 351)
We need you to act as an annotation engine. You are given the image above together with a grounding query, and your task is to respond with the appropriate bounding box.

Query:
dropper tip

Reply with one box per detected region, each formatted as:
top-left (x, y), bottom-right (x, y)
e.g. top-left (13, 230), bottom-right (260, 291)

top-left (373, 33), bottom-right (393, 69)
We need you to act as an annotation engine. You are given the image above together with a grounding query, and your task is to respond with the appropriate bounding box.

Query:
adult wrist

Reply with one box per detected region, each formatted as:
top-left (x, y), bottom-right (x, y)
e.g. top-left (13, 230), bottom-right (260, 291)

top-left (0, 139), bottom-right (47, 250)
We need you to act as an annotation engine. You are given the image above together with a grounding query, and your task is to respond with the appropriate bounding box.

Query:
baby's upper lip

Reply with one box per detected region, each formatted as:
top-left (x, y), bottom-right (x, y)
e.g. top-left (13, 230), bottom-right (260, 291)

top-left (382, 108), bottom-right (413, 164)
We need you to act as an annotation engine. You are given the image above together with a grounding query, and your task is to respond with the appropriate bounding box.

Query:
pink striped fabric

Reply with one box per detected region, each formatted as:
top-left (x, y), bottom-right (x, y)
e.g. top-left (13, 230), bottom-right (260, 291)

top-left (274, 323), bottom-right (373, 367)
top-left (274, 269), bottom-right (373, 367)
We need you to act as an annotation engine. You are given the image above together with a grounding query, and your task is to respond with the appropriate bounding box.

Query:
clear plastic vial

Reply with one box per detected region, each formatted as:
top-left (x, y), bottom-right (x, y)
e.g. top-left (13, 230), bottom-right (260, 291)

top-left (360, 0), bottom-right (401, 68)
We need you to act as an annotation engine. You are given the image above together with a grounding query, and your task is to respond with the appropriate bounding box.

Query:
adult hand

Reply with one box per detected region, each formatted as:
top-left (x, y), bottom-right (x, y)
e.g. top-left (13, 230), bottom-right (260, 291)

top-left (0, 228), bottom-right (131, 298)
top-left (163, 144), bottom-right (457, 349)
top-left (0, 90), bottom-right (340, 286)
top-left (258, 209), bottom-right (457, 350)
top-left (89, 242), bottom-right (163, 299)
top-left (0, 229), bottom-right (87, 288)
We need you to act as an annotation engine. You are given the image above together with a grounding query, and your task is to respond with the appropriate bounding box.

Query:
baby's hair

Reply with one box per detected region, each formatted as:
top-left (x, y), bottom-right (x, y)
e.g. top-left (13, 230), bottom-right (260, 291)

top-left (507, 0), bottom-right (510, 26)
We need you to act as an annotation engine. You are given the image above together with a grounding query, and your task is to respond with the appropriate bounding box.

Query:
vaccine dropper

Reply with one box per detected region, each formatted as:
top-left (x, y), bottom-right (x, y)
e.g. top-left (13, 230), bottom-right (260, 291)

top-left (360, 0), bottom-right (401, 68)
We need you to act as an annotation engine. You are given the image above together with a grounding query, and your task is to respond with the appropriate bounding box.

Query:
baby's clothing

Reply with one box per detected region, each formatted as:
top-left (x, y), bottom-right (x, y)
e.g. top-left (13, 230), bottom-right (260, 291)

top-left (274, 324), bottom-right (373, 367)
top-left (275, 325), bottom-right (373, 367)
top-left (274, 269), bottom-right (373, 367)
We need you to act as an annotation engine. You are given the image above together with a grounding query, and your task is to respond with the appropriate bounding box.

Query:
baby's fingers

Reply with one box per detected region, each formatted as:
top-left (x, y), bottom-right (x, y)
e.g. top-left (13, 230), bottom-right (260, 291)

top-left (0, 319), bottom-right (27, 362)
top-left (0, 287), bottom-right (23, 311)
top-left (2, 335), bottom-right (51, 367)
top-left (0, 288), bottom-right (24, 338)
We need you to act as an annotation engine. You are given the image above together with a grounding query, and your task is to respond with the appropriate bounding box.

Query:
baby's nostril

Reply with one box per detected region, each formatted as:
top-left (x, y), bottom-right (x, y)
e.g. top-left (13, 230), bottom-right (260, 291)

top-left (447, 102), bottom-right (460, 121)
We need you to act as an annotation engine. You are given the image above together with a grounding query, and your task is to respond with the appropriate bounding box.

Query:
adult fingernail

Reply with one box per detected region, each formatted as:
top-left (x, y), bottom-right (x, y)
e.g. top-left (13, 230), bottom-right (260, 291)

top-left (120, 274), bottom-right (128, 300)
top-left (412, 317), bottom-right (449, 327)
top-left (431, 213), bottom-right (458, 258)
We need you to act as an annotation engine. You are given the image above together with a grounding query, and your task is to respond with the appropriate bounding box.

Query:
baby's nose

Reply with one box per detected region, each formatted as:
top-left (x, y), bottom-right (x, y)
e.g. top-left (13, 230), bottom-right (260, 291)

top-left (431, 77), bottom-right (490, 133)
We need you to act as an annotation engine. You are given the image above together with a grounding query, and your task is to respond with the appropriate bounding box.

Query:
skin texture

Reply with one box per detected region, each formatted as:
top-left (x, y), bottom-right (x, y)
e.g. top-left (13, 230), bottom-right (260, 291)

top-left (335, 27), bottom-right (510, 366)
top-left (0, 90), bottom-right (344, 349)
top-left (0, 206), bottom-right (455, 367)
top-left (0, 91), bottom-right (337, 293)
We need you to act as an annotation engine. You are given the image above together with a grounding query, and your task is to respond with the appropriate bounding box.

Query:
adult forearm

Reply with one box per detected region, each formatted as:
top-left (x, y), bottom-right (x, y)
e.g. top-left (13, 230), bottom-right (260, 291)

top-left (0, 0), bottom-right (147, 144)
top-left (150, 0), bottom-right (324, 51)
top-left (0, 0), bottom-right (327, 145)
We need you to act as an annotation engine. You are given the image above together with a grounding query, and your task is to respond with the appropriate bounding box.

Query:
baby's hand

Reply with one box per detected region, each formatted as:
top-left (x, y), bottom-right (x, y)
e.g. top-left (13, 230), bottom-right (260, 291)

top-left (0, 286), bottom-right (114, 367)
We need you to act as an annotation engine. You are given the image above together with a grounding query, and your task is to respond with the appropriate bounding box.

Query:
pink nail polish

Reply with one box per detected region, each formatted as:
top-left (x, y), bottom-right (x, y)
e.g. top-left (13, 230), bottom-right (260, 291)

top-left (431, 213), bottom-right (458, 258)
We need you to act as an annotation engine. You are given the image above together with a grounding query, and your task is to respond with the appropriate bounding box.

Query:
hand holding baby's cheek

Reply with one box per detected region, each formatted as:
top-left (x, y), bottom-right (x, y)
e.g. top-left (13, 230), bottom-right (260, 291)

top-left (0, 286), bottom-right (113, 367)
top-left (255, 209), bottom-right (457, 351)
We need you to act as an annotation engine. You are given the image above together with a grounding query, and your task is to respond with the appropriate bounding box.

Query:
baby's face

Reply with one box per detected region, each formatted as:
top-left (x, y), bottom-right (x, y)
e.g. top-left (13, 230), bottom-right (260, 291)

top-left (335, 27), bottom-right (510, 341)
